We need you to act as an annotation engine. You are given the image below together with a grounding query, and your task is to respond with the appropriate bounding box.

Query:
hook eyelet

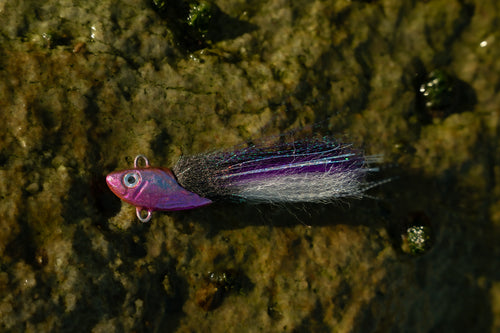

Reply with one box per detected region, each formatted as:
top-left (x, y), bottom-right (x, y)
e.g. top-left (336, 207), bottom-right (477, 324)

top-left (134, 155), bottom-right (150, 168)
top-left (136, 207), bottom-right (152, 223)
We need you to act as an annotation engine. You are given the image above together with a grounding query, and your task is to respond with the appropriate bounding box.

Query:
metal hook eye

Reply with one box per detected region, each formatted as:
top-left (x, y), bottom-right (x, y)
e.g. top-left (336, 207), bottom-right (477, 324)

top-left (134, 155), bottom-right (150, 168)
top-left (136, 207), bottom-right (152, 223)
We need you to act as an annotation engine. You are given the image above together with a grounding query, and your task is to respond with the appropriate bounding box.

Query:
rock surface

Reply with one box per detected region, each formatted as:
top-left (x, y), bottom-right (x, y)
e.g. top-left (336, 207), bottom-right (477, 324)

top-left (0, 0), bottom-right (499, 331)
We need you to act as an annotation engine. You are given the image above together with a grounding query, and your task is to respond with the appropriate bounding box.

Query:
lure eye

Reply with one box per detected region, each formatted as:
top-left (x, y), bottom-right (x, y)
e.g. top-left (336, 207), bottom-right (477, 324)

top-left (123, 171), bottom-right (141, 188)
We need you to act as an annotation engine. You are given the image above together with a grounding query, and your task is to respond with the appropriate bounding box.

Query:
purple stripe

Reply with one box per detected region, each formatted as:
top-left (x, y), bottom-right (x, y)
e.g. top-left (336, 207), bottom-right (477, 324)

top-left (214, 139), bottom-right (365, 182)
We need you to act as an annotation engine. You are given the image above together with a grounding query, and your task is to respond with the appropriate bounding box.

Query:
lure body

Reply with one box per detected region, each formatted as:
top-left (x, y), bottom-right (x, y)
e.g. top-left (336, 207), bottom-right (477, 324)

top-left (107, 137), bottom-right (381, 222)
top-left (106, 156), bottom-right (212, 222)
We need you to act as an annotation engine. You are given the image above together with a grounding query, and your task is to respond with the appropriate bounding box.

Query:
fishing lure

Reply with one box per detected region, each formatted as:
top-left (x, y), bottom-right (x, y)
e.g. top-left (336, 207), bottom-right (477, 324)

top-left (106, 137), bottom-right (381, 222)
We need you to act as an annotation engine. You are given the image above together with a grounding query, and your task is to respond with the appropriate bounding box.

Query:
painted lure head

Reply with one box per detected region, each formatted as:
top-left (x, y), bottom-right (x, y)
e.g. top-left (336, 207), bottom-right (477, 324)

top-left (106, 155), bottom-right (212, 222)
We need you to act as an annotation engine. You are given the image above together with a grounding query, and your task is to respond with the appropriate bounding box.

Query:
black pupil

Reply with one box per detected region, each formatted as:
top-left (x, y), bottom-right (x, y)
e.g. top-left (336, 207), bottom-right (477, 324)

top-left (127, 175), bottom-right (136, 184)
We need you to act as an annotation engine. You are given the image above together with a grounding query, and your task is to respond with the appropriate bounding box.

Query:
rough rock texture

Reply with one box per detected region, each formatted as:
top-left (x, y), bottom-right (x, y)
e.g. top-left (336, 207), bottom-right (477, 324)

top-left (0, 0), bottom-right (499, 332)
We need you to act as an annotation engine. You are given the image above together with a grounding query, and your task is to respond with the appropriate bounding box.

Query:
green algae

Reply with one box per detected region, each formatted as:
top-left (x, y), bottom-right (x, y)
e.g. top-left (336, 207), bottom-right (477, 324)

top-left (0, 0), bottom-right (499, 332)
top-left (404, 226), bottom-right (432, 255)
top-left (419, 70), bottom-right (455, 110)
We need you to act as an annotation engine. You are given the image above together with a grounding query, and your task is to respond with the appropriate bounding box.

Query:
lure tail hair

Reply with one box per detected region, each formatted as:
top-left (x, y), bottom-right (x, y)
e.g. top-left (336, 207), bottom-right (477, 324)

top-left (173, 137), bottom-right (381, 203)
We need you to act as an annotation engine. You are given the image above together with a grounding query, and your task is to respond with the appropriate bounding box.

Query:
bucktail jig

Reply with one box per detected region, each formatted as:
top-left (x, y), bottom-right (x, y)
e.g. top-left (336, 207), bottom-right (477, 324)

top-left (106, 137), bottom-right (383, 222)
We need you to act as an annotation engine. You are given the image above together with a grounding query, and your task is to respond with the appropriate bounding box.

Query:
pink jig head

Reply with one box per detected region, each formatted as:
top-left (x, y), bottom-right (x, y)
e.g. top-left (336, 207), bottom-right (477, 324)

top-left (106, 155), bottom-right (212, 222)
